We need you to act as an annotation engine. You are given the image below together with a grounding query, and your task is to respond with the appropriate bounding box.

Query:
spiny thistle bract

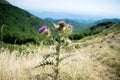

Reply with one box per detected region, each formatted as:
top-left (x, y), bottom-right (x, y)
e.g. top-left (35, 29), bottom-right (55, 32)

top-left (57, 21), bottom-right (73, 36)
top-left (35, 21), bottom-right (73, 80)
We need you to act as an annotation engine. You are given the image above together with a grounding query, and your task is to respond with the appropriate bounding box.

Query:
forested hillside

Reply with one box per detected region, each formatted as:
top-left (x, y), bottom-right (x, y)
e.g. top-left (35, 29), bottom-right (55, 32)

top-left (0, 2), bottom-right (53, 44)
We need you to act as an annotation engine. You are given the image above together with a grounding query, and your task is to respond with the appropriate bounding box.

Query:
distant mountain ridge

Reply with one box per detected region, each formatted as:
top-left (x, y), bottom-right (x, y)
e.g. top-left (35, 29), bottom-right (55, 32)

top-left (30, 11), bottom-right (107, 22)
top-left (95, 18), bottom-right (120, 24)
top-left (45, 18), bottom-right (120, 33)
top-left (45, 18), bottom-right (93, 33)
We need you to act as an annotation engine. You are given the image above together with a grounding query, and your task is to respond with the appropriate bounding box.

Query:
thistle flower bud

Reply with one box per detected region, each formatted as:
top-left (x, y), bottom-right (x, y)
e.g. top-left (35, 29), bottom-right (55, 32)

top-left (57, 21), bottom-right (66, 32)
top-left (58, 21), bottom-right (66, 28)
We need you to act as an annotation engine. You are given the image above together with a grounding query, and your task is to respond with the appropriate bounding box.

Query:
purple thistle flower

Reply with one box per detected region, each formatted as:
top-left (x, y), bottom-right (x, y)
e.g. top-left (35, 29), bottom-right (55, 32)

top-left (38, 25), bottom-right (47, 33)
top-left (67, 24), bottom-right (73, 28)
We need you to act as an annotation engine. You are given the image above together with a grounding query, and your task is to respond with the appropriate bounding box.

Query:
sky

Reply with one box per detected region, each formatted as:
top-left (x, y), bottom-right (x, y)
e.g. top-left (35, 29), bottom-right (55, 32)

top-left (7, 0), bottom-right (120, 20)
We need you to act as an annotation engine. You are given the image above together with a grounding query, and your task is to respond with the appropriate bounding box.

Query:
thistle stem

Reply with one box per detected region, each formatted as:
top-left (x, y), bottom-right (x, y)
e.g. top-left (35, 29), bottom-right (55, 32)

top-left (54, 38), bottom-right (61, 80)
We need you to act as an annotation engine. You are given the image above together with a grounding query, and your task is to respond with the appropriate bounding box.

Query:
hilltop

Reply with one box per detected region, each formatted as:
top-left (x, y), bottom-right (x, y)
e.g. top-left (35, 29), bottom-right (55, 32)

top-left (95, 18), bottom-right (120, 24)
top-left (0, 0), bottom-right (9, 4)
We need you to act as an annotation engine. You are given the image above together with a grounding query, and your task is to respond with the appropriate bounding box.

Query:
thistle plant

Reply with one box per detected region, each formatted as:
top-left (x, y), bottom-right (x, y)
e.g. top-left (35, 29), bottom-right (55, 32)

top-left (35, 21), bottom-right (73, 80)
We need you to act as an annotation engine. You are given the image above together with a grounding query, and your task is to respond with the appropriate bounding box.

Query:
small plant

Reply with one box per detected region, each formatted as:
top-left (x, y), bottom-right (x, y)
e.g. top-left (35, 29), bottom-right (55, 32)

top-left (35, 21), bottom-right (73, 80)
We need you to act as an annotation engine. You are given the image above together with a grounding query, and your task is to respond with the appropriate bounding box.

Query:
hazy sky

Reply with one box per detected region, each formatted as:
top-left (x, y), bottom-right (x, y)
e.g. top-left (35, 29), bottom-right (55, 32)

top-left (7, 0), bottom-right (120, 19)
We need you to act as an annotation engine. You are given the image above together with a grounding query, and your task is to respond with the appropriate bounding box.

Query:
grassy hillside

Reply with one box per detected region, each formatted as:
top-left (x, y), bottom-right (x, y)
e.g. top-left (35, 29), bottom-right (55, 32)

top-left (0, 3), bottom-right (53, 44)
top-left (69, 22), bottom-right (120, 40)
top-left (0, 26), bottom-right (120, 80)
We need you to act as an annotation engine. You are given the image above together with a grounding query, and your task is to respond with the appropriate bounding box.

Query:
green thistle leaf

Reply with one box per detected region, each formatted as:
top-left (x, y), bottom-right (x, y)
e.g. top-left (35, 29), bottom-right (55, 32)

top-left (34, 59), bottom-right (54, 68)
top-left (49, 23), bottom-right (61, 44)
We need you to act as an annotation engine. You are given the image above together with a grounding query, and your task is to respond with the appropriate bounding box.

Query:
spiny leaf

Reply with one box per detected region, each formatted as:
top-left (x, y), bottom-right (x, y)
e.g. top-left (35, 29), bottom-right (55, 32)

top-left (53, 23), bottom-right (59, 29)
top-left (49, 23), bottom-right (61, 43)
top-left (34, 59), bottom-right (54, 68)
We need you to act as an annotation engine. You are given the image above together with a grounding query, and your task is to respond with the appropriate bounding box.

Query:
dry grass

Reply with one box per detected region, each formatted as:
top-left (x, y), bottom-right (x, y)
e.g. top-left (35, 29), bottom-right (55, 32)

top-left (0, 46), bottom-right (54, 80)
top-left (0, 32), bottom-right (120, 80)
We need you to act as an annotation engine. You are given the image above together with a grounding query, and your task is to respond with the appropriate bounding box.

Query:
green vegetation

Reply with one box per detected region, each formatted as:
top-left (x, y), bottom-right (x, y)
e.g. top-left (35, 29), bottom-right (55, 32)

top-left (0, 3), bottom-right (53, 44)
top-left (69, 22), bottom-right (120, 40)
